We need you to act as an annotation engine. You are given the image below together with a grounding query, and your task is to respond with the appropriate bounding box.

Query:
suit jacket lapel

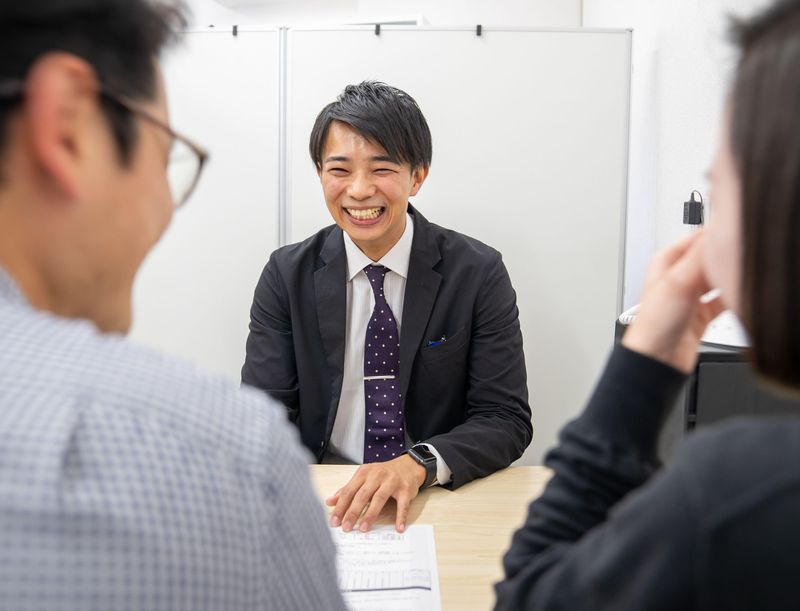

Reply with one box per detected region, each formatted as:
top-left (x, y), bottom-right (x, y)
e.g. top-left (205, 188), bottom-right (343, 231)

top-left (400, 206), bottom-right (442, 402)
top-left (315, 229), bottom-right (347, 436)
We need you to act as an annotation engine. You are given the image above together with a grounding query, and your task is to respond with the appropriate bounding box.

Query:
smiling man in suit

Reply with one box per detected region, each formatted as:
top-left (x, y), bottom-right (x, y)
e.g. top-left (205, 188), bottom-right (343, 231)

top-left (242, 81), bottom-right (531, 532)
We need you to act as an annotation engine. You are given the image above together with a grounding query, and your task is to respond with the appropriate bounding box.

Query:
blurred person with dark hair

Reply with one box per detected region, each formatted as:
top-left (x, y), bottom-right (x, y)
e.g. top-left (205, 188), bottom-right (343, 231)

top-left (0, 1), bottom-right (345, 608)
top-left (496, 1), bottom-right (800, 609)
top-left (243, 82), bottom-right (532, 533)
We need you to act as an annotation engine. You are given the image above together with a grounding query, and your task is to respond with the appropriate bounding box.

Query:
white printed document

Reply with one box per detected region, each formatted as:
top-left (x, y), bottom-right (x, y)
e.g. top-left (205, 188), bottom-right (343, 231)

top-left (330, 524), bottom-right (442, 611)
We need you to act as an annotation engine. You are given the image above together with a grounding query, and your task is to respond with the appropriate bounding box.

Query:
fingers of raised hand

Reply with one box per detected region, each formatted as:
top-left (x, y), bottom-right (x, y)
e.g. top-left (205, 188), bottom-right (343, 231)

top-left (645, 230), bottom-right (703, 284)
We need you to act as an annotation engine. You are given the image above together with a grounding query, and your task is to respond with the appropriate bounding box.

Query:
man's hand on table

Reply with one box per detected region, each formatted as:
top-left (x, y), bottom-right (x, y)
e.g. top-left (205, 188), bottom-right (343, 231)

top-left (326, 454), bottom-right (426, 533)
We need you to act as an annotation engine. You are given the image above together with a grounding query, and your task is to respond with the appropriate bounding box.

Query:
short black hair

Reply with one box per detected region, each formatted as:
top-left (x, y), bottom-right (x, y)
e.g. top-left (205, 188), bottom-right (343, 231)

top-left (309, 81), bottom-right (433, 171)
top-left (0, 0), bottom-right (186, 164)
top-left (729, 0), bottom-right (800, 388)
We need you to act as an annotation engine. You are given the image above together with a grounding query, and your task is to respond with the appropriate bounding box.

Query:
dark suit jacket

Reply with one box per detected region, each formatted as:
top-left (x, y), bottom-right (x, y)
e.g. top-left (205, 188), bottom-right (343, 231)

top-left (242, 205), bottom-right (532, 489)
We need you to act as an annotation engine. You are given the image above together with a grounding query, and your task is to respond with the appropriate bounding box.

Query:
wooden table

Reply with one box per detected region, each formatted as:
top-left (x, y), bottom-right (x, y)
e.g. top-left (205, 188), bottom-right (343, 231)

top-left (310, 465), bottom-right (552, 611)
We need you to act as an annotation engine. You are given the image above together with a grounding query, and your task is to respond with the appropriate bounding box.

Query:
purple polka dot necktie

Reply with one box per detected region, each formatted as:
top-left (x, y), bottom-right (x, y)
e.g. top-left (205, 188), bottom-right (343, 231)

top-left (362, 264), bottom-right (405, 463)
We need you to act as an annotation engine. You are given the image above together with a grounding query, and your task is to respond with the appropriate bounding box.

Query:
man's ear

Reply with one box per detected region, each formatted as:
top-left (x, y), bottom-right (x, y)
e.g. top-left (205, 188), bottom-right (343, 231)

top-left (24, 53), bottom-right (100, 201)
top-left (409, 166), bottom-right (430, 196)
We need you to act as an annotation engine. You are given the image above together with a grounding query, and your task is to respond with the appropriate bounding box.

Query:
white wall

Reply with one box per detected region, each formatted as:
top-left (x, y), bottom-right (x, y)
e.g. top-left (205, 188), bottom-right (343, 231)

top-left (187, 0), bottom-right (245, 26)
top-left (185, 0), bottom-right (772, 307)
top-left (186, 0), bottom-right (581, 27)
top-left (584, 0), bottom-right (771, 307)
top-left (131, 31), bottom-right (281, 382)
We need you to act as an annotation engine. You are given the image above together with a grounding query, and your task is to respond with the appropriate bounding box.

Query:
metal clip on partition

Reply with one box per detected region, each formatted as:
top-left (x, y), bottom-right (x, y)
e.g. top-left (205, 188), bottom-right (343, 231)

top-left (476, 24), bottom-right (483, 37)
top-left (375, 23), bottom-right (381, 36)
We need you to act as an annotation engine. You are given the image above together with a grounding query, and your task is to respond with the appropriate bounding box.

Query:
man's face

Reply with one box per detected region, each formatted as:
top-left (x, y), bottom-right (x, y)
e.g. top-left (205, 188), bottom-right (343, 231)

top-left (318, 121), bottom-right (427, 260)
top-left (0, 54), bottom-right (176, 334)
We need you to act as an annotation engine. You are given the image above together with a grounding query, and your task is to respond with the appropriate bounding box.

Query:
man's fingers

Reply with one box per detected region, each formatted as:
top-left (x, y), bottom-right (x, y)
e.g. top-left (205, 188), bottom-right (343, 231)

top-left (325, 488), bottom-right (342, 507)
top-left (330, 475), bottom-right (365, 527)
top-left (329, 488), bottom-right (353, 527)
top-left (395, 494), bottom-right (412, 533)
top-left (330, 459), bottom-right (423, 532)
top-left (358, 486), bottom-right (392, 532)
top-left (340, 481), bottom-right (380, 532)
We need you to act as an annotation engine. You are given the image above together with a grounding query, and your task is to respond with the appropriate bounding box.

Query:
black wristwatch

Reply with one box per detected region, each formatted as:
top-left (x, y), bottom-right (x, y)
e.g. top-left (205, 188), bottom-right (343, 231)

top-left (406, 445), bottom-right (437, 490)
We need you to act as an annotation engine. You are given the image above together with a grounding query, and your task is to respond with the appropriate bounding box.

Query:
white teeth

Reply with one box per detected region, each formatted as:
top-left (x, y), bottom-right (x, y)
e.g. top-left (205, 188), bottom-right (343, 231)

top-left (347, 207), bottom-right (383, 220)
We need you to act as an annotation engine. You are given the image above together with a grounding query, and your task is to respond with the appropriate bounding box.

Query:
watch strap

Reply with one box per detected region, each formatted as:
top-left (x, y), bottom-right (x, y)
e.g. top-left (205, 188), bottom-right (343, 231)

top-left (407, 445), bottom-right (437, 490)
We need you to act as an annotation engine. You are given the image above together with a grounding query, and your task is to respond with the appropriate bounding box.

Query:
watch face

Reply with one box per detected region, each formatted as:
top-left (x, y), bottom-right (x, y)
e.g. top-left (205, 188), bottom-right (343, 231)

top-left (411, 446), bottom-right (436, 465)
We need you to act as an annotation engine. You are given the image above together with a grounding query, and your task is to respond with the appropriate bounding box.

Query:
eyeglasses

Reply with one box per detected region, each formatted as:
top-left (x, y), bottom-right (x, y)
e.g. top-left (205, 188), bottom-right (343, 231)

top-left (0, 79), bottom-right (208, 209)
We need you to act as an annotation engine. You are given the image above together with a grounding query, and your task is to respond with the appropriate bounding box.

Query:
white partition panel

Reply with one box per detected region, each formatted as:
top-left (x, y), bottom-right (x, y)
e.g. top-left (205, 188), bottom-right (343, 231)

top-left (287, 27), bottom-right (631, 464)
top-left (130, 29), bottom-right (281, 381)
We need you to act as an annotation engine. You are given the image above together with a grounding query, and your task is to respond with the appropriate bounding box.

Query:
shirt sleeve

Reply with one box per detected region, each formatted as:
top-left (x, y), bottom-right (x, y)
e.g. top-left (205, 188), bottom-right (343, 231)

top-left (495, 345), bottom-right (695, 611)
top-left (417, 443), bottom-right (453, 486)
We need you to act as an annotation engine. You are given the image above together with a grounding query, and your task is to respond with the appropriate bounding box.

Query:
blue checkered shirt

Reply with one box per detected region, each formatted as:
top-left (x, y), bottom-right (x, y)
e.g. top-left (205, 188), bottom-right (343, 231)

top-left (0, 267), bottom-right (347, 610)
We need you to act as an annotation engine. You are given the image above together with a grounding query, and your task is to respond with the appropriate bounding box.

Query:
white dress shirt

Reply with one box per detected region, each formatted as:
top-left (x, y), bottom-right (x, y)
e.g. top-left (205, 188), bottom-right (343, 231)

top-left (328, 214), bottom-right (452, 485)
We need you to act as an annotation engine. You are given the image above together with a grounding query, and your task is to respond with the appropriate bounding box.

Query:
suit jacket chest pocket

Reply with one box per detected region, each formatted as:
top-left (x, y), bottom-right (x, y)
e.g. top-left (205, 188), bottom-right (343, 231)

top-left (419, 326), bottom-right (469, 366)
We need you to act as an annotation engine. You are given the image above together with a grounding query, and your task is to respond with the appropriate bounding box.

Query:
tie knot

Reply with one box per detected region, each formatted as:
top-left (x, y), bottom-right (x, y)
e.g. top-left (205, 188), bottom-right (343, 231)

top-left (364, 264), bottom-right (388, 280)
top-left (364, 264), bottom-right (388, 298)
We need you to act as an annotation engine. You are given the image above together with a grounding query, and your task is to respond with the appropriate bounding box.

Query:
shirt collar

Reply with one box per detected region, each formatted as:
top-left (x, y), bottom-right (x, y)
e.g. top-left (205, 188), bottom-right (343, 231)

top-left (0, 265), bottom-right (26, 306)
top-left (343, 212), bottom-right (414, 281)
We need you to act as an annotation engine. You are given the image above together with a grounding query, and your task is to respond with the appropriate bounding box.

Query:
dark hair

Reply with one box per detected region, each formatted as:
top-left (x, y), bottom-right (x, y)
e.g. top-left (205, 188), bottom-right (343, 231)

top-left (730, 0), bottom-right (800, 388)
top-left (0, 0), bottom-right (186, 164)
top-left (309, 81), bottom-right (433, 171)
